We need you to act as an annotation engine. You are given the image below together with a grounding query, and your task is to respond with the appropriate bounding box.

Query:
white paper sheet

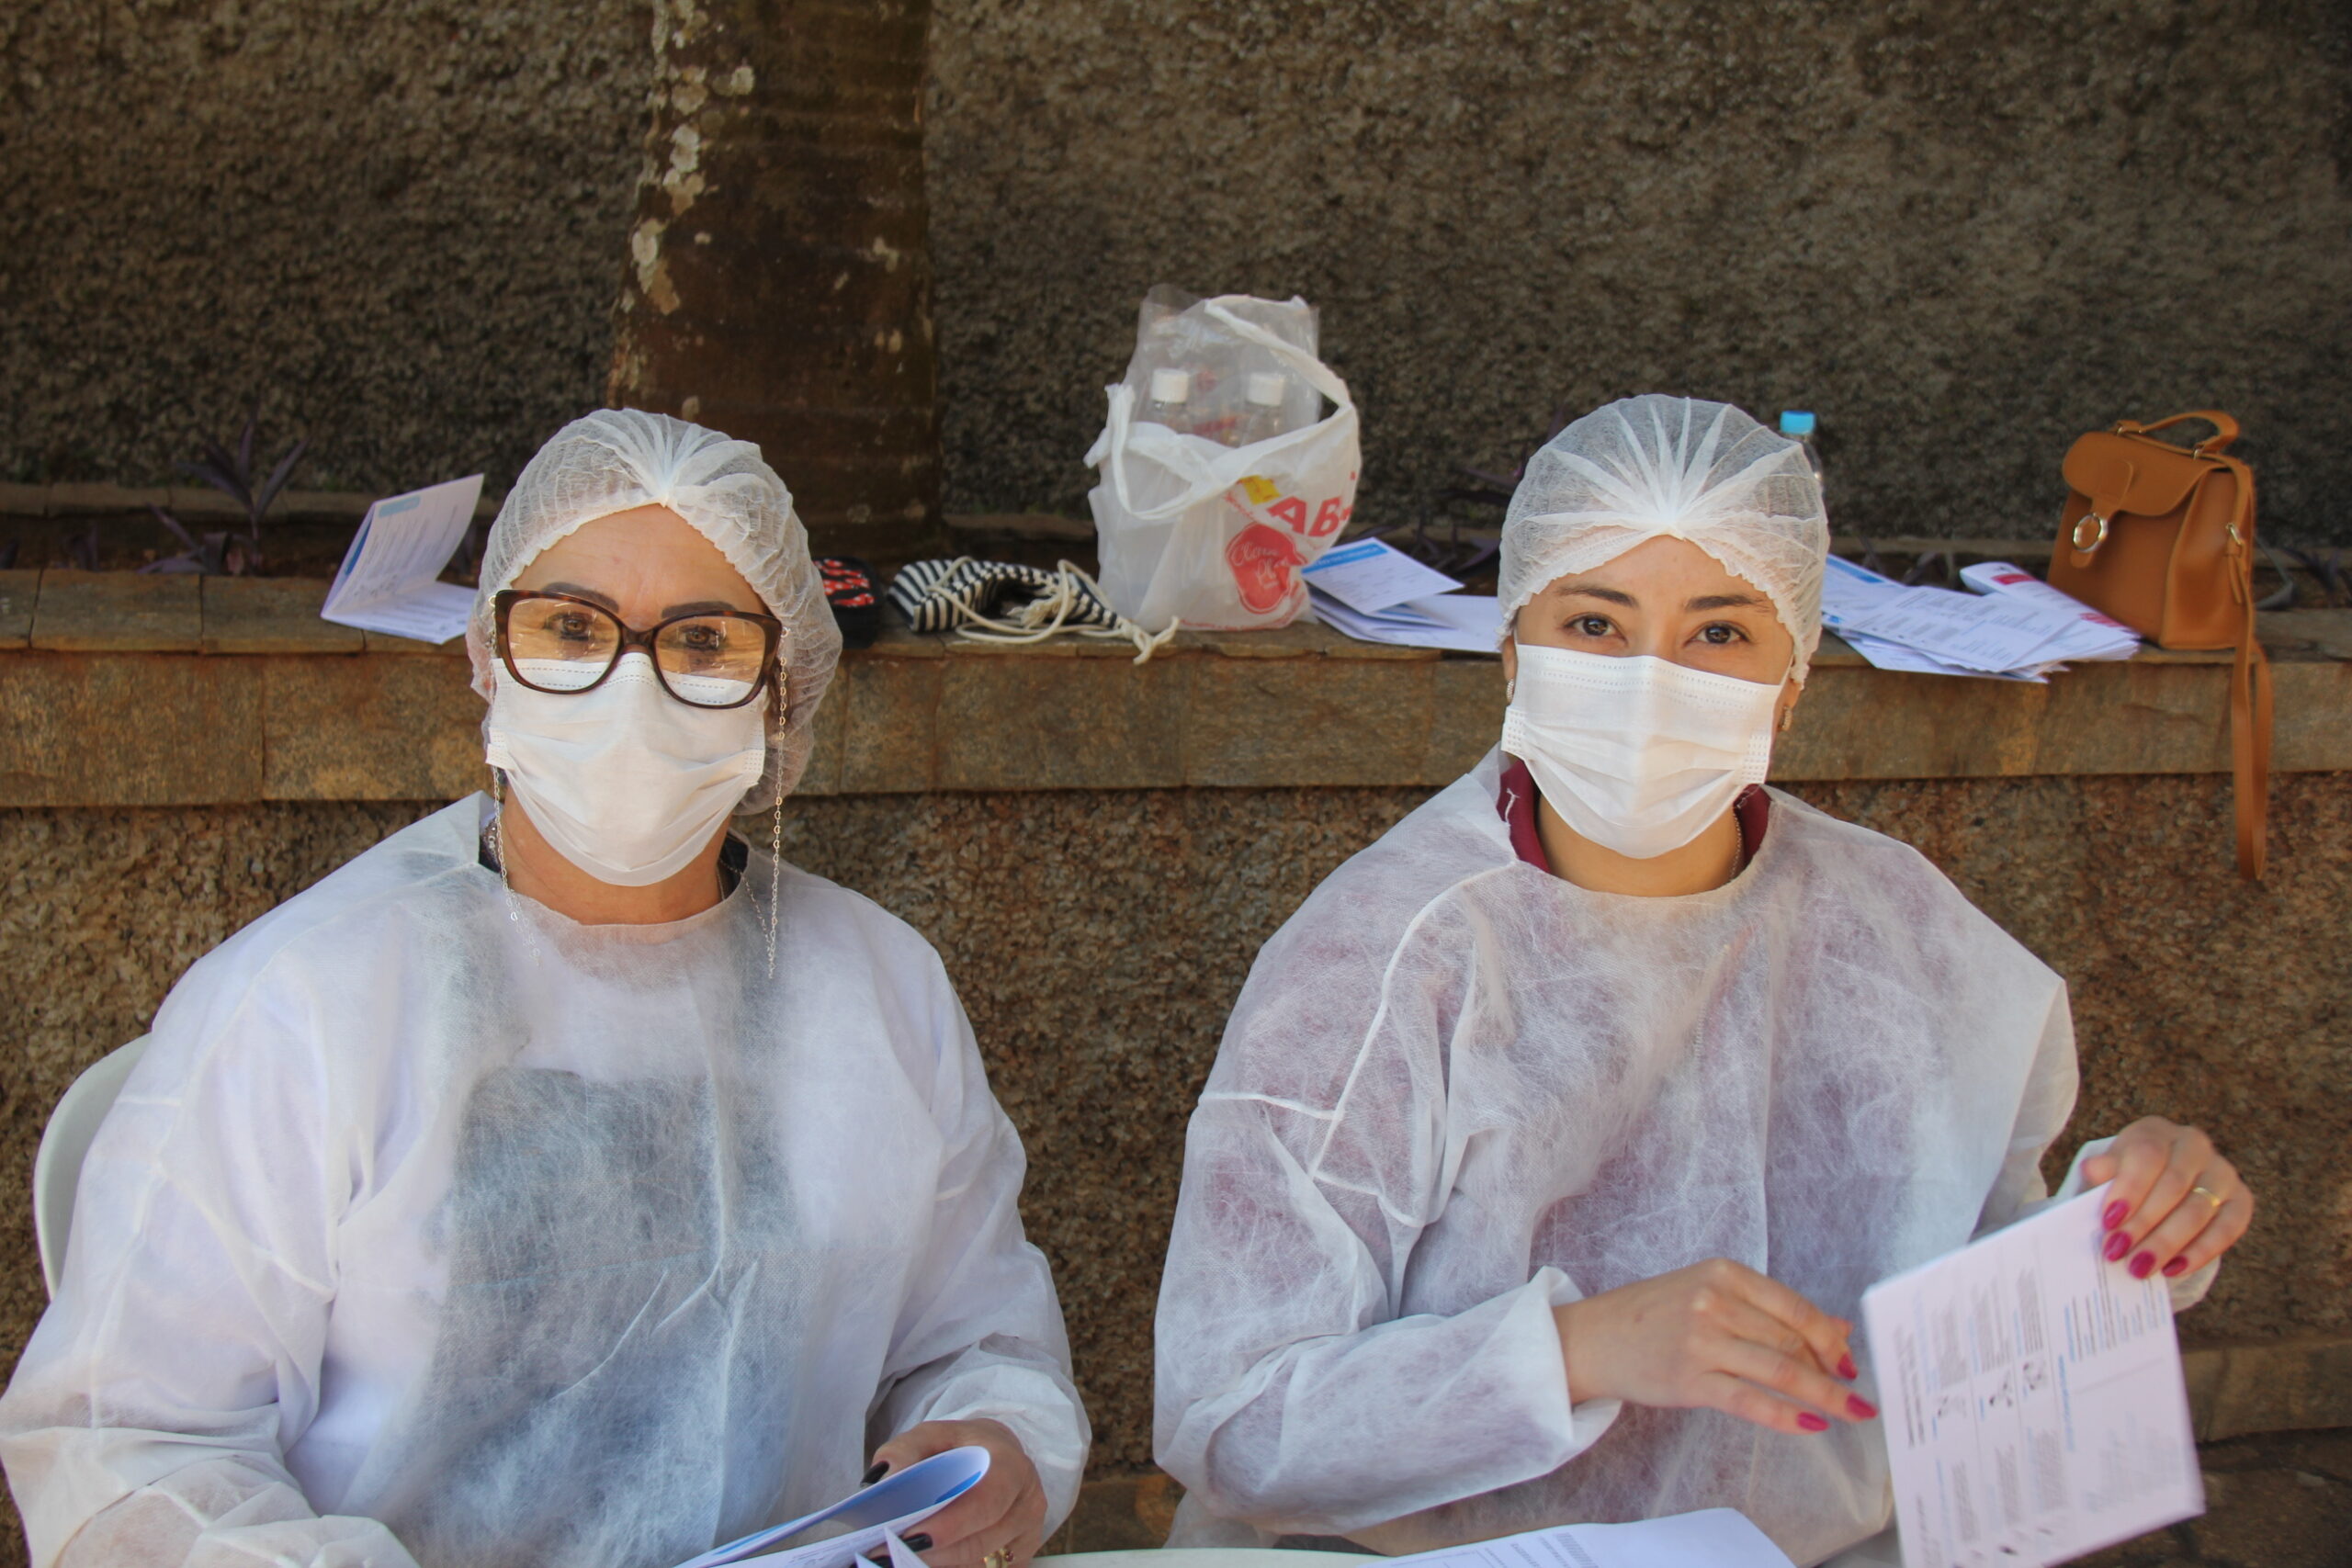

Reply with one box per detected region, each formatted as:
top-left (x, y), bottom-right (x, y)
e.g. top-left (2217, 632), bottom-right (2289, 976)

top-left (1308, 587), bottom-right (1501, 653)
top-left (1838, 632), bottom-right (2057, 683)
top-left (1960, 563), bottom-right (2140, 661)
top-left (1301, 537), bottom-right (1466, 614)
top-left (1388, 1508), bottom-right (1795, 1568)
top-left (1861, 1188), bottom-right (2203, 1568)
top-left (321, 475), bottom-right (485, 643)
top-left (673, 1446), bottom-right (989, 1568)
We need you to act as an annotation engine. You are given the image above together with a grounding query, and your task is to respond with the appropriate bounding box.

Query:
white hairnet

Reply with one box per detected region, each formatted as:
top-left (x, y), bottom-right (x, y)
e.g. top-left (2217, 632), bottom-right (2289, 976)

top-left (1498, 395), bottom-right (1830, 682)
top-left (466, 409), bottom-right (842, 809)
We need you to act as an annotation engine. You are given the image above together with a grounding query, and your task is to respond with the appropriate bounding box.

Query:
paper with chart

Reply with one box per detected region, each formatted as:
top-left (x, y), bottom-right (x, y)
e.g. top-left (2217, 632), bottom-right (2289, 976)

top-left (1388, 1508), bottom-right (1795, 1568)
top-left (671, 1446), bottom-right (989, 1568)
top-left (320, 475), bottom-right (484, 643)
top-left (1861, 1188), bottom-right (2202, 1568)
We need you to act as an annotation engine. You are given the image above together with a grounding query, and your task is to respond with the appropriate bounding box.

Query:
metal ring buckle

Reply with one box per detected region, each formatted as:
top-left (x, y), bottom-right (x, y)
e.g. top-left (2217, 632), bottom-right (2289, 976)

top-left (2071, 512), bottom-right (2109, 553)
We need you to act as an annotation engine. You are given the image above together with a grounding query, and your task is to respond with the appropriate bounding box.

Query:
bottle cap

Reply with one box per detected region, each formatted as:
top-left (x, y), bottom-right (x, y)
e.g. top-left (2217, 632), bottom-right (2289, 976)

top-left (1779, 411), bottom-right (1816, 437)
top-left (1247, 372), bottom-right (1286, 407)
top-left (1149, 368), bottom-right (1192, 403)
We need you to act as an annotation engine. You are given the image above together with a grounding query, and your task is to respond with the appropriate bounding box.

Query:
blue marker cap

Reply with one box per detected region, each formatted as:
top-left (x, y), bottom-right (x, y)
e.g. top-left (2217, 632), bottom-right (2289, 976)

top-left (1780, 411), bottom-right (1816, 437)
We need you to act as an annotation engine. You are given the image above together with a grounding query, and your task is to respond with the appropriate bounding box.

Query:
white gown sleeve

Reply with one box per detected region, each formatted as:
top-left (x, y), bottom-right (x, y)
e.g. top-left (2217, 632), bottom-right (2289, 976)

top-left (0, 990), bottom-right (419, 1568)
top-left (1969, 987), bottom-right (2217, 1311)
top-left (867, 960), bottom-right (1091, 1536)
top-left (1154, 1091), bottom-right (1620, 1538)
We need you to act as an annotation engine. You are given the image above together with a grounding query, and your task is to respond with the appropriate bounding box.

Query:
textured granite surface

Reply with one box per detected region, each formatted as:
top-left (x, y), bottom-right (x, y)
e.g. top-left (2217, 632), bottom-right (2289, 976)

top-left (0, 0), bottom-right (649, 493)
top-left (11, 1), bottom-right (2349, 553)
top-left (925, 0), bottom-right (2352, 545)
top-left (3, 773), bottom-right (2346, 1510)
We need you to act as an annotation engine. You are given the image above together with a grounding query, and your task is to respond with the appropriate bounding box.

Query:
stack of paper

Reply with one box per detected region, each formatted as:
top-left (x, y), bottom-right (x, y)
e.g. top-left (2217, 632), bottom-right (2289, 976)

top-left (672, 1446), bottom-right (987, 1568)
top-left (1960, 561), bottom-right (2141, 661)
top-left (1821, 556), bottom-right (2139, 682)
top-left (320, 475), bottom-right (485, 644)
top-left (1390, 1507), bottom-right (1796, 1568)
top-left (1302, 537), bottom-right (1502, 654)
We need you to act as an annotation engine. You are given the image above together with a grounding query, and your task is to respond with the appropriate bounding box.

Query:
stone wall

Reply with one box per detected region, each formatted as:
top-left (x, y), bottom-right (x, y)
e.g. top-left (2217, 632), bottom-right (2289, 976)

top-left (6, 773), bottom-right (2347, 1508)
top-left (11, 0), bottom-right (2350, 548)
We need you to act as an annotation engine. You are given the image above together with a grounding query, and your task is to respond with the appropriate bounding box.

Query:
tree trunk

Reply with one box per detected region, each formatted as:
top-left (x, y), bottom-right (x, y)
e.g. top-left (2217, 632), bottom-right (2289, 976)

top-left (609, 0), bottom-right (940, 556)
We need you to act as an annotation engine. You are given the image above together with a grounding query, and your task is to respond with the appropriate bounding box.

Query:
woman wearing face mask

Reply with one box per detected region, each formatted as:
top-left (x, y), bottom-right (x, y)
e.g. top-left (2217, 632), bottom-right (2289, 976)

top-left (0, 412), bottom-right (1088, 1568)
top-left (1152, 396), bottom-right (2253, 1566)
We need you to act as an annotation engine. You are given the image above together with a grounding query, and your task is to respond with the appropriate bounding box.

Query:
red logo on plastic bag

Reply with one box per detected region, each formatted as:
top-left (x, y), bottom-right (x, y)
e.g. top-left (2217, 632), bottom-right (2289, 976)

top-left (1226, 523), bottom-right (1305, 614)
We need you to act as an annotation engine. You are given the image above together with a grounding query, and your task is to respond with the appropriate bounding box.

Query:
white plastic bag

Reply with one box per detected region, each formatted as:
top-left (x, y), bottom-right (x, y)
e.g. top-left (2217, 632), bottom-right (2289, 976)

top-left (1085, 293), bottom-right (1360, 630)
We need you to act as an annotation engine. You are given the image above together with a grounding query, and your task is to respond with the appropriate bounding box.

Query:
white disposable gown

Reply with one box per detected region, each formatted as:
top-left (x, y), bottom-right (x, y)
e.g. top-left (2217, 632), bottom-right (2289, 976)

top-left (1157, 752), bottom-right (2109, 1565)
top-left (1, 798), bottom-right (1090, 1568)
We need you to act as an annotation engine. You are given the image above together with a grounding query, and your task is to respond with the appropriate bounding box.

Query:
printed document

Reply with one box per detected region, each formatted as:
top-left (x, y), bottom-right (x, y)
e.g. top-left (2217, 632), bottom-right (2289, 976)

top-left (1389, 1508), bottom-right (1794, 1568)
top-left (1308, 587), bottom-right (1501, 653)
top-left (1302, 537), bottom-right (1466, 613)
top-left (320, 475), bottom-right (485, 643)
top-left (1861, 1188), bottom-right (2202, 1568)
top-left (673, 1446), bottom-right (989, 1568)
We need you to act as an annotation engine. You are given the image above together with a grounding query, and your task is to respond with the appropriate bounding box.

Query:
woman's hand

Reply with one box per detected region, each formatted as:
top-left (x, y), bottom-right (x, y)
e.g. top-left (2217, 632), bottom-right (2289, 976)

top-left (867, 1418), bottom-right (1047, 1568)
top-left (2080, 1117), bottom-right (2253, 1282)
top-left (1553, 1258), bottom-right (1874, 1437)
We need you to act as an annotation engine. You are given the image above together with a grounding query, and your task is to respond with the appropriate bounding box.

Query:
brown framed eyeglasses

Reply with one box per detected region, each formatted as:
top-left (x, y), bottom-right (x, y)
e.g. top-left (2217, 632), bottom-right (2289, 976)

top-left (492, 589), bottom-right (785, 710)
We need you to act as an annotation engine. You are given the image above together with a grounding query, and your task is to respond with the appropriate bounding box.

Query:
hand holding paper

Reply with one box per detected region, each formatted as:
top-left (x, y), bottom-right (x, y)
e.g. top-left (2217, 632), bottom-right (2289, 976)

top-left (672, 1446), bottom-right (990, 1568)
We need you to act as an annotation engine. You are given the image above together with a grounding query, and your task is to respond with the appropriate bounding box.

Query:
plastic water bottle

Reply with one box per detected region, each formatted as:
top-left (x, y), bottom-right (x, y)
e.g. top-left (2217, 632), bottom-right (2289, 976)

top-left (1228, 372), bottom-right (1290, 447)
top-left (1143, 368), bottom-right (1193, 433)
top-left (1780, 411), bottom-right (1825, 493)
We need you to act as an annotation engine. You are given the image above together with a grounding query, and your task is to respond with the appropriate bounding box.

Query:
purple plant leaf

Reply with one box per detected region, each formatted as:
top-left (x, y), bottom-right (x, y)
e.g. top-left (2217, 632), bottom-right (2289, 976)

top-left (250, 437), bottom-right (309, 530)
top-left (147, 503), bottom-right (202, 554)
top-left (235, 413), bottom-right (257, 484)
top-left (140, 556), bottom-right (205, 574)
top-left (178, 455), bottom-right (252, 508)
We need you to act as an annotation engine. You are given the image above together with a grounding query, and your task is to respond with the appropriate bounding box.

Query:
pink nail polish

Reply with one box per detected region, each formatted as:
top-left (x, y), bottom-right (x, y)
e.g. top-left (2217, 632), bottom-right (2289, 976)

top-left (1849, 1395), bottom-right (1879, 1420)
top-left (2103, 1231), bottom-right (2132, 1262)
top-left (1798, 1413), bottom-right (1829, 1432)
top-left (2102, 1201), bottom-right (2129, 1230)
top-left (2130, 1252), bottom-right (2155, 1280)
top-left (1838, 1353), bottom-right (1859, 1381)
top-left (2163, 1257), bottom-right (2189, 1278)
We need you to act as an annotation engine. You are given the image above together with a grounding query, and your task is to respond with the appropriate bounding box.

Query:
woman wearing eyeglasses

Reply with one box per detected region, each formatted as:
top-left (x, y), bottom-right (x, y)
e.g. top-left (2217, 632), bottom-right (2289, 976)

top-left (0, 412), bottom-right (1088, 1568)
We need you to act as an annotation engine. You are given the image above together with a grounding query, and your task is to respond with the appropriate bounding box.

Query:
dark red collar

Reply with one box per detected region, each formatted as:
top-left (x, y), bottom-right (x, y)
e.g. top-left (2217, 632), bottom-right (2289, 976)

top-left (1497, 756), bottom-right (1769, 875)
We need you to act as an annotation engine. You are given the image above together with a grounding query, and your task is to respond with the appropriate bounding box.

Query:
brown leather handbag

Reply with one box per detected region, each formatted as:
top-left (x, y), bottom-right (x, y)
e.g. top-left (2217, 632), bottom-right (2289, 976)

top-left (2049, 411), bottom-right (2272, 877)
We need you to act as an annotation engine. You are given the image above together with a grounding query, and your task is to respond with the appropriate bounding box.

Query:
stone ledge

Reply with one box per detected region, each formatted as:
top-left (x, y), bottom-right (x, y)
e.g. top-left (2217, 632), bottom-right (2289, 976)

top-left (1, 569), bottom-right (2347, 806)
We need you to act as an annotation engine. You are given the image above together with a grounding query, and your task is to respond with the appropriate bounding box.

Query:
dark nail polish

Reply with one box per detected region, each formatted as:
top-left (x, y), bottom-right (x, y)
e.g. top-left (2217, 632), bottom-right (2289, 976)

top-left (2163, 1257), bottom-right (2190, 1278)
top-left (1849, 1394), bottom-right (1878, 1420)
top-left (1838, 1353), bottom-right (1859, 1381)
top-left (1798, 1412), bottom-right (1830, 1432)
top-left (2103, 1231), bottom-right (2132, 1262)
top-left (902, 1535), bottom-right (933, 1553)
top-left (862, 1461), bottom-right (889, 1486)
top-left (2103, 1201), bottom-right (2129, 1230)
top-left (2130, 1252), bottom-right (2155, 1280)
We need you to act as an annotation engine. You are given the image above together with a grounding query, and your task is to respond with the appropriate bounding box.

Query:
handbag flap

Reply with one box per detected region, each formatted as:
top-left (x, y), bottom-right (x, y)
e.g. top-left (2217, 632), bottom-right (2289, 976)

top-left (2063, 431), bottom-right (2214, 519)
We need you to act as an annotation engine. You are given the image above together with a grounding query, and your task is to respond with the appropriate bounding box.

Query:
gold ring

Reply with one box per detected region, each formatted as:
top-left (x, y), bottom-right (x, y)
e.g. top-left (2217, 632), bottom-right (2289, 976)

top-left (2190, 1184), bottom-right (2225, 1210)
top-left (983, 1551), bottom-right (1012, 1568)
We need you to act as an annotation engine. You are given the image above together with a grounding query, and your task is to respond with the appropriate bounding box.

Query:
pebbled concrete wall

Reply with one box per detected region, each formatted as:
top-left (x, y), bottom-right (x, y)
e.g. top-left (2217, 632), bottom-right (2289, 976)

top-left (925, 0), bottom-right (2352, 545)
top-left (12, 1), bottom-right (2348, 549)
top-left (0, 0), bottom-right (650, 494)
top-left (3, 773), bottom-right (2346, 1514)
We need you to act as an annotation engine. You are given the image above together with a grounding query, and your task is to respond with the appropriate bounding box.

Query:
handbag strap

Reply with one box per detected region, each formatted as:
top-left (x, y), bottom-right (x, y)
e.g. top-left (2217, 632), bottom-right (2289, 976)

top-left (2214, 451), bottom-right (2271, 877)
top-left (2118, 409), bottom-right (2241, 455)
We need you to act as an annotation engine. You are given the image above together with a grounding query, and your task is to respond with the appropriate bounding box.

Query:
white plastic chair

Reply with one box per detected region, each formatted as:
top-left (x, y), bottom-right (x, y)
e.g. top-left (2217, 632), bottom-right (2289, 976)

top-left (34, 1035), bottom-right (149, 1298)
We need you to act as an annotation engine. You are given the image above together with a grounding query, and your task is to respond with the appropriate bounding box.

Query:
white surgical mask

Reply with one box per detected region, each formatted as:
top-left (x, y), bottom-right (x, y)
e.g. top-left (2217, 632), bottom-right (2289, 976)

top-left (485, 654), bottom-right (768, 887)
top-left (1502, 644), bottom-right (1781, 860)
